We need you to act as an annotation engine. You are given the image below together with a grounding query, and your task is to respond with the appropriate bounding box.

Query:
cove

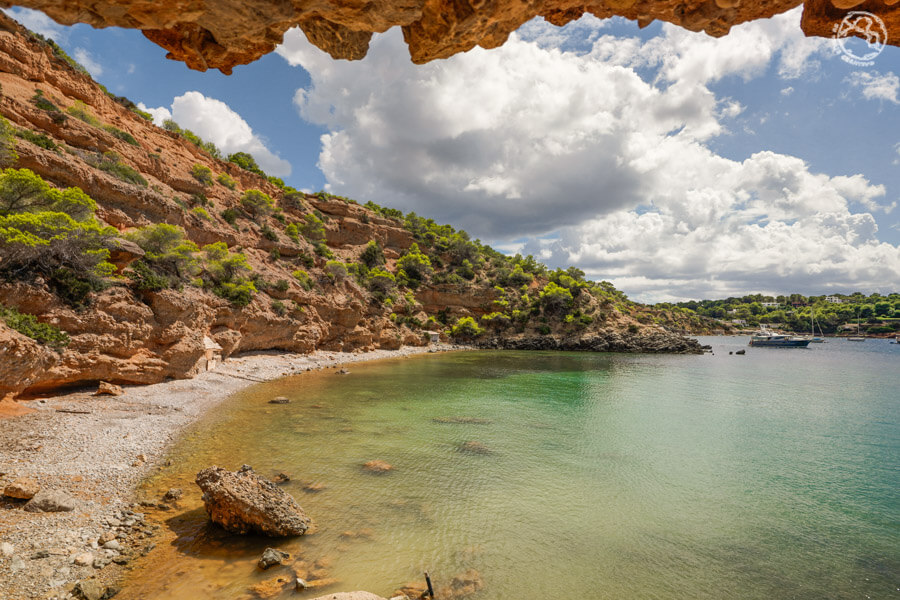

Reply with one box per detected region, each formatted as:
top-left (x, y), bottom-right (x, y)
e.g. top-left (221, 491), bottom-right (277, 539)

top-left (122, 339), bottom-right (900, 599)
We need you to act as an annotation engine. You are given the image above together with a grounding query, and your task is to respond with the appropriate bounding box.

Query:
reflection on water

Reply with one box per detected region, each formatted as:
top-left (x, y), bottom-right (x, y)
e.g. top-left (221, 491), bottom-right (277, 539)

top-left (123, 340), bottom-right (900, 599)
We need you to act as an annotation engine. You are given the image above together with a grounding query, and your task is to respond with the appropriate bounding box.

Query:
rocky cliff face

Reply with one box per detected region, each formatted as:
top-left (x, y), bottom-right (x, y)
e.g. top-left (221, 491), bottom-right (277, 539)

top-left (0, 14), bottom-right (703, 398)
top-left (0, 0), bottom-right (895, 72)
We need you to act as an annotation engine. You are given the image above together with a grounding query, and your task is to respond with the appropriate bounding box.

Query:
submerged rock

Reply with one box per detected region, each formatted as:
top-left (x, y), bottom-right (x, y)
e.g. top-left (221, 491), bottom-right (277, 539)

top-left (258, 547), bottom-right (290, 570)
top-left (362, 460), bottom-right (393, 474)
top-left (269, 396), bottom-right (291, 404)
top-left (195, 465), bottom-right (312, 536)
top-left (458, 441), bottom-right (493, 455)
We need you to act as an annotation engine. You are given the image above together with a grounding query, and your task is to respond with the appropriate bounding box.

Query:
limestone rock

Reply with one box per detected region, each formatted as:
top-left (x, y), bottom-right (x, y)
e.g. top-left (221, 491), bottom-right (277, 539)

top-left (3, 476), bottom-right (40, 499)
top-left (73, 579), bottom-right (104, 600)
top-left (72, 552), bottom-right (94, 566)
top-left (4, 0), bottom-right (882, 73)
top-left (195, 465), bottom-right (312, 536)
top-left (94, 381), bottom-right (124, 396)
top-left (24, 489), bottom-right (76, 512)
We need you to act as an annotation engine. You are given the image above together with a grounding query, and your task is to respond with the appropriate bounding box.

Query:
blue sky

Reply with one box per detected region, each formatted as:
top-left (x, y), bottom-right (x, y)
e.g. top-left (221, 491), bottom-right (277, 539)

top-left (6, 7), bottom-right (899, 301)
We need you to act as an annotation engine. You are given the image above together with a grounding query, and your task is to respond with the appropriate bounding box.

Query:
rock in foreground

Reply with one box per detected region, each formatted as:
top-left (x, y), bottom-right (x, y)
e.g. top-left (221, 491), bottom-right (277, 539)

top-left (3, 477), bottom-right (40, 500)
top-left (195, 465), bottom-right (311, 536)
top-left (23, 489), bottom-right (75, 513)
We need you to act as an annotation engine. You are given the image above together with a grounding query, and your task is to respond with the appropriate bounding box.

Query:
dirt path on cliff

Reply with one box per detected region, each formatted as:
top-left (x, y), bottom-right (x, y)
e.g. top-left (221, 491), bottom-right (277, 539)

top-left (0, 344), bottom-right (463, 600)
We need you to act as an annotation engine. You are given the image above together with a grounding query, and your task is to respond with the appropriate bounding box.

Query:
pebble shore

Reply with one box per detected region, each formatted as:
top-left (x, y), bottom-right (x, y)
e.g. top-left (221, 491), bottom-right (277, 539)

top-left (0, 344), bottom-right (460, 600)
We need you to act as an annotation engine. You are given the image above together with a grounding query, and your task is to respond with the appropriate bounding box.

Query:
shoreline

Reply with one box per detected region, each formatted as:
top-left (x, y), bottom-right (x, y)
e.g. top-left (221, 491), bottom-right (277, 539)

top-left (0, 343), bottom-right (463, 600)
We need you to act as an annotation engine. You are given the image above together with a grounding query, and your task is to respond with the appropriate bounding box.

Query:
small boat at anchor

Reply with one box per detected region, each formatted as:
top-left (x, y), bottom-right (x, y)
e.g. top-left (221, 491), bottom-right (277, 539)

top-left (749, 327), bottom-right (812, 348)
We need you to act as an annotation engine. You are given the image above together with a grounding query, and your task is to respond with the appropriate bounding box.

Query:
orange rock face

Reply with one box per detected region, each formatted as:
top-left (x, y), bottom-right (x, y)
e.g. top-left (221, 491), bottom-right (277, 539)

top-left (1, 0), bottom-right (896, 73)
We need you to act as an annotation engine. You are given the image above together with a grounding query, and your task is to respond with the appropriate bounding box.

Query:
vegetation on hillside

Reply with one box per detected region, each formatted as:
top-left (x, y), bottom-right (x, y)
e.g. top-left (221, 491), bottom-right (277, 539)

top-left (664, 293), bottom-right (900, 334)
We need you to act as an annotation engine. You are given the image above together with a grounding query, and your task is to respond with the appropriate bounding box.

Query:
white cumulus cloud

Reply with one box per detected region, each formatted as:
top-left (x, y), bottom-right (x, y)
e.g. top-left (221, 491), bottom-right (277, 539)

top-left (3, 7), bottom-right (66, 40)
top-left (275, 9), bottom-right (897, 300)
top-left (138, 92), bottom-right (291, 177)
top-left (847, 71), bottom-right (900, 104)
top-left (72, 48), bottom-right (102, 77)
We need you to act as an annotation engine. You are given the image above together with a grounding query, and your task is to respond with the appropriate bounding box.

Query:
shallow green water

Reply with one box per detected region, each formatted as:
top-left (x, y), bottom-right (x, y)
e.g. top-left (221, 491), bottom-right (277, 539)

top-left (126, 339), bottom-right (899, 599)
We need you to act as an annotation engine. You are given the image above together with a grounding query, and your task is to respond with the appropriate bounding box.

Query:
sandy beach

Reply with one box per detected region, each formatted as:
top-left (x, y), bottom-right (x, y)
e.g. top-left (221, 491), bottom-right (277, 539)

top-left (0, 344), bottom-right (461, 600)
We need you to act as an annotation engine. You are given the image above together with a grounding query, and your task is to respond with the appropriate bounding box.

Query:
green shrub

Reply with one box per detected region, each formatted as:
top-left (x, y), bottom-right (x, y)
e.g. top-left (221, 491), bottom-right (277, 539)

top-left (103, 125), bottom-right (139, 146)
top-left (191, 206), bottom-right (211, 221)
top-left (215, 280), bottom-right (256, 307)
top-left (85, 152), bottom-right (147, 187)
top-left (131, 107), bottom-right (153, 121)
top-left (127, 259), bottom-right (169, 292)
top-left (285, 222), bottom-right (300, 243)
top-left (67, 100), bottom-right (102, 127)
top-left (191, 164), bottom-right (214, 186)
top-left (397, 243), bottom-right (432, 281)
top-left (300, 213), bottom-right (326, 242)
top-left (367, 267), bottom-right (396, 297)
top-left (451, 316), bottom-right (483, 339)
top-left (360, 240), bottom-right (385, 268)
top-left (0, 168), bottom-right (99, 218)
top-left (162, 120), bottom-right (221, 158)
top-left (127, 223), bottom-right (200, 286)
top-left (228, 152), bottom-right (265, 176)
top-left (325, 260), bottom-right (349, 281)
top-left (260, 224), bottom-right (278, 241)
top-left (508, 265), bottom-right (533, 287)
top-left (0, 116), bottom-right (17, 167)
top-left (314, 242), bottom-right (333, 258)
top-left (240, 189), bottom-right (274, 220)
top-left (217, 172), bottom-right (236, 190)
top-left (220, 208), bottom-right (238, 226)
top-left (0, 304), bottom-right (69, 349)
top-left (271, 299), bottom-right (287, 316)
top-left (15, 128), bottom-right (57, 151)
top-left (31, 90), bottom-right (60, 112)
top-left (539, 282), bottom-right (574, 315)
top-left (292, 269), bottom-right (314, 291)
top-left (282, 191), bottom-right (305, 211)
top-left (481, 312), bottom-right (511, 328)
top-left (0, 175), bottom-right (115, 306)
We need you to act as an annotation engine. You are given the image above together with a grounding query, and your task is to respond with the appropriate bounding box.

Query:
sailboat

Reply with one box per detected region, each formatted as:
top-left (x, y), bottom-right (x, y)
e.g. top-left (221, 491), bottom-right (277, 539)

top-left (848, 309), bottom-right (865, 341)
top-left (804, 309), bottom-right (826, 342)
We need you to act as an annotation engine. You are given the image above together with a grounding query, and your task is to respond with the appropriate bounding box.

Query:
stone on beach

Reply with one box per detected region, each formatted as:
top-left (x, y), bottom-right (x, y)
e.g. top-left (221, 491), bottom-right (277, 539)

top-left (3, 477), bottom-right (40, 499)
top-left (195, 465), bottom-right (312, 536)
top-left (24, 489), bottom-right (75, 513)
top-left (94, 381), bottom-right (124, 396)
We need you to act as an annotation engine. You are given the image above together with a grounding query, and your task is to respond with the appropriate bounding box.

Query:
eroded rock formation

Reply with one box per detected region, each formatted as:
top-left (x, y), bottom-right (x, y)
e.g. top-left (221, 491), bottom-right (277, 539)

top-left (0, 0), bottom-right (896, 73)
top-left (195, 465), bottom-right (312, 536)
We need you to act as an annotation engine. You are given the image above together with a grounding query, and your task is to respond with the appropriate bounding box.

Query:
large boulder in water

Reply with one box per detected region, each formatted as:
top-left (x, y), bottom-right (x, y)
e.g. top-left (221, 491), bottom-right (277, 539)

top-left (195, 465), bottom-right (312, 536)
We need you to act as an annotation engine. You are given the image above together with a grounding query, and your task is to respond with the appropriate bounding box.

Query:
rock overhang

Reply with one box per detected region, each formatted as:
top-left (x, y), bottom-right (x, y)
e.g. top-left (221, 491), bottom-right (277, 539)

top-left (0, 0), bottom-right (895, 73)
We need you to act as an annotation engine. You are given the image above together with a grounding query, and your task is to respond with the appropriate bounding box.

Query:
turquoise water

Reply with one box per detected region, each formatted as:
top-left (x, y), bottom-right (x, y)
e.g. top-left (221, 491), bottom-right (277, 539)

top-left (125, 338), bottom-right (899, 599)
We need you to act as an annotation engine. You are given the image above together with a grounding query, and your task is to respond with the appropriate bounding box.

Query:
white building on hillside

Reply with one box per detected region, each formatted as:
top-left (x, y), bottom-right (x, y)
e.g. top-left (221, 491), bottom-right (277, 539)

top-left (825, 296), bottom-right (843, 304)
